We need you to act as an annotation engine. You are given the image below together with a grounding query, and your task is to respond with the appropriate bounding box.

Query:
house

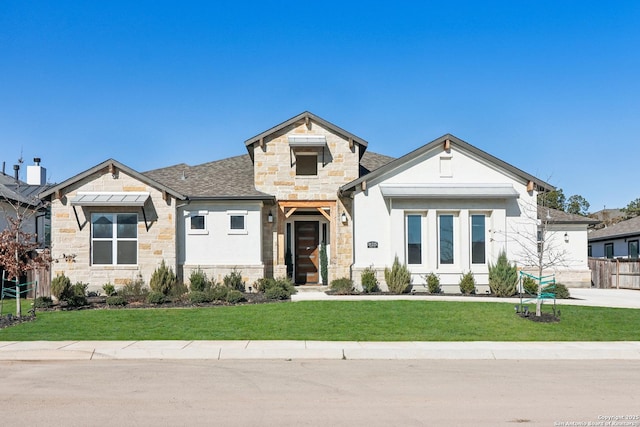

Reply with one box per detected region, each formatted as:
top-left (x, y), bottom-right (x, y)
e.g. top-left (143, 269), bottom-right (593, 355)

top-left (588, 215), bottom-right (640, 259)
top-left (40, 112), bottom-right (592, 293)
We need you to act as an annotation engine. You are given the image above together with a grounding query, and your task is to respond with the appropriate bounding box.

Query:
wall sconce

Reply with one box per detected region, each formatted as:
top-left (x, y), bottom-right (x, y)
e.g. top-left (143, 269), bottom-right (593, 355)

top-left (341, 212), bottom-right (347, 224)
top-left (564, 232), bottom-right (569, 243)
top-left (267, 211), bottom-right (273, 223)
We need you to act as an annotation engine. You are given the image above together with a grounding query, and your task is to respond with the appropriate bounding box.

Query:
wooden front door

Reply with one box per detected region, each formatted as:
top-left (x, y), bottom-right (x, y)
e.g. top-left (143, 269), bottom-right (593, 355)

top-left (295, 221), bottom-right (319, 284)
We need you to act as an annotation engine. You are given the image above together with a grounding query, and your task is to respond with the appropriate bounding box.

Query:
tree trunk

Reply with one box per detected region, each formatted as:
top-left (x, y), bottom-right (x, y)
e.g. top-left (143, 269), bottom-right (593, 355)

top-left (15, 240), bottom-right (21, 317)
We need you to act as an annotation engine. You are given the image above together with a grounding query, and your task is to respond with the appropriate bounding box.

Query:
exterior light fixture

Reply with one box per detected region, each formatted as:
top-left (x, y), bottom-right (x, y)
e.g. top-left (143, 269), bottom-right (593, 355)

top-left (341, 212), bottom-right (347, 224)
top-left (267, 211), bottom-right (273, 223)
top-left (564, 232), bottom-right (569, 243)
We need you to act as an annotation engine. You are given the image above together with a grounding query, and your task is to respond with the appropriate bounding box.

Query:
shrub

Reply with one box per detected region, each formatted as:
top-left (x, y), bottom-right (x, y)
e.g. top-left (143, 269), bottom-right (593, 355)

top-left (66, 282), bottom-right (88, 307)
top-left (120, 274), bottom-right (149, 302)
top-left (361, 266), bottom-right (379, 293)
top-left (106, 295), bottom-right (127, 306)
top-left (209, 286), bottom-right (229, 301)
top-left (522, 276), bottom-right (538, 295)
top-left (223, 268), bottom-right (245, 292)
top-left (543, 282), bottom-right (571, 299)
top-left (150, 260), bottom-right (177, 296)
top-left (189, 290), bottom-right (213, 304)
top-left (34, 296), bottom-right (53, 309)
top-left (254, 278), bottom-right (273, 293)
top-left (189, 268), bottom-right (210, 292)
top-left (102, 283), bottom-right (117, 297)
top-left (320, 242), bottom-right (328, 286)
top-left (330, 278), bottom-right (354, 295)
top-left (459, 271), bottom-right (476, 295)
top-left (488, 251), bottom-right (517, 297)
top-left (425, 273), bottom-right (441, 294)
top-left (225, 289), bottom-right (245, 304)
top-left (384, 256), bottom-right (411, 294)
top-left (146, 291), bottom-right (166, 305)
top-left (169, 281), bottom-right (189, 299)
top-left (51, 274), bottom-right (72, 301)
top-left (262, 277), bottom-right (297, 300)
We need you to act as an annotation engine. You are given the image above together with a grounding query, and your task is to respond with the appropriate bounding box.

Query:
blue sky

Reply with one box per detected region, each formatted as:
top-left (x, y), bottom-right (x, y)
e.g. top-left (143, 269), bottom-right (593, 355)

top-left (1, 1), bottom-right (638, 211)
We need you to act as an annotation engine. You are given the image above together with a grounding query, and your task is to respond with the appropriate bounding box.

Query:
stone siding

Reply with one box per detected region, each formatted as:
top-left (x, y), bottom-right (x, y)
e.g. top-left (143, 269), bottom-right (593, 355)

top-left (49, 167), bottom-right (176, 294)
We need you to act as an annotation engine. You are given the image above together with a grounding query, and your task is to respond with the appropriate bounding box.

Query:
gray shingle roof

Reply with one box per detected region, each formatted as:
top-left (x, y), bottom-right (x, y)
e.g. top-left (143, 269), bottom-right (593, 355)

top-left (359, 151), bottom-right (395, 176)
top-left (539, 207), bottom-right (600, 225)
top-left (588, 215), bottom-right (640, 242)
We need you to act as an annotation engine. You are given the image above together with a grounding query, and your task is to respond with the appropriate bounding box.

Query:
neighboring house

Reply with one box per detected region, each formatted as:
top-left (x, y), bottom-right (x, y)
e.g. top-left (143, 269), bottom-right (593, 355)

top-left (588, 215), bottom-right (640, 259)
top-left (40, 111), bottom-right (594, 293)
top-left (539, 207), bottom-right (599, 287)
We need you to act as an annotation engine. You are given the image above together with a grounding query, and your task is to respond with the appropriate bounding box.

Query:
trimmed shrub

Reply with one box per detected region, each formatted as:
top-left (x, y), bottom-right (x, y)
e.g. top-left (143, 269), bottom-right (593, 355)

top-left (189, 268), bottom-right (210, 292)
top-left (425, 273), bottom-right (441, 294)
top-left (262, 277), bottom-right (297, 300)
top-left (102, 283), bottom-right (116, 297)
top-left (146, 291), bottom-right (166, 305)
top-left (254, 278), bottom-right (273, 293)
top-left (459, 271), bottom-right (476, 295)
top-left (189, 290), bottom-right (213, 304)
top-left (209, 286), bottom-right (229, 302)
top-left (488, 251), bottom-right (518, 297)
top-left (330, 278), bottom-right (354, 295)
top-left (121, 274), bottom-right (149, 302)
top-left (384, 256), bottom-right (411, 294)
top-left (223, 268), bottom-right (245, 292)
top-left (34, 296), bottom-right (53, 309)
top-left (225, 289), bottom-right (245, 304)
top-left (543, 282), bottom-right (571, 299)
top-left (106, 295), bottom-right (127, 306)
top-left (51, 274), bottom-right (72, 301)
top-left (66, 282), bottom-right (88, 307)
top-left (361, 266), bottom-right (379, 293)
top-left (150, 260), bottom-right (177, 296)
top-left (522, 276), bottom-right (538, 295)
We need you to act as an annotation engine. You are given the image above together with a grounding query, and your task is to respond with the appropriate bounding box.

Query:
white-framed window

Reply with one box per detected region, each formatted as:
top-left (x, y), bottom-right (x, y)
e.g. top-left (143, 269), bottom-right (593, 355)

top-left (406, 213), bottom-right (423, 265)
top-left (438, 213), bottom-right (456, 266)
top-left (91, 213), bottom-right (138, 265)
top-left (296, 153), bottom-right (318, 176)
top-left (470, 214), bottom-right (486, 264)
top-left (187, 211), bottom-right (208, 235)
top-left (227, 210), bottom-right (248, 234)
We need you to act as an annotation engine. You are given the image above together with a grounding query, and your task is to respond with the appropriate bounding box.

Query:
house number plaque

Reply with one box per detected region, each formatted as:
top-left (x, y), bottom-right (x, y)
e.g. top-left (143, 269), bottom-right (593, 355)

top-left (367, 241), bottom-right (378, 248)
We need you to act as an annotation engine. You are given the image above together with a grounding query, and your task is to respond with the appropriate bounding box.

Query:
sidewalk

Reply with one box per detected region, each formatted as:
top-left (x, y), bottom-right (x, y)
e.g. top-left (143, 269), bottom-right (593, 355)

top-left (1, 288), bottom-right (638, 362)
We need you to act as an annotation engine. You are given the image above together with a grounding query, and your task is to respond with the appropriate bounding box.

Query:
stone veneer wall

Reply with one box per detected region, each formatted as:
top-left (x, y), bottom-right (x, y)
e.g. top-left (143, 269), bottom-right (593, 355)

top-left (49, 167), bottom-right (176, 294)
top-left (253, 120), bottom-right (360, 283)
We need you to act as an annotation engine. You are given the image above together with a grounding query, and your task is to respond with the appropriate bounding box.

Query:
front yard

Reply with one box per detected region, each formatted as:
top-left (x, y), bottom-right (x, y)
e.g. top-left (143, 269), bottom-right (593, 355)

top-left (1, 300), bottom-right (639, 341)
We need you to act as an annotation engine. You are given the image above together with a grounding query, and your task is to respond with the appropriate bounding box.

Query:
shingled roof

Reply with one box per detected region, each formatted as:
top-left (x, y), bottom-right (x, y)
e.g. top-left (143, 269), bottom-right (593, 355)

top-left (588, 215), bottom-right (640, 242)
top-left (539, 207), bottom-right (600, 225)
top-left (143, 151), bottom-right (394, 199)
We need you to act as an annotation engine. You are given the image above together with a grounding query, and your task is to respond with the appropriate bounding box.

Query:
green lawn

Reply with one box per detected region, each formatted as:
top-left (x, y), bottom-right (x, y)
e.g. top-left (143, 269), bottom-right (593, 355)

top-left (1, 300), bottom-right (639, 341)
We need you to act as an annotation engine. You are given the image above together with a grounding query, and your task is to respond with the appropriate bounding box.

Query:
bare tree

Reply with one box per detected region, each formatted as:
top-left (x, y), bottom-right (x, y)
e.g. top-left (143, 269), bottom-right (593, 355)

top-left (0, 188), bottom-right (51, 317)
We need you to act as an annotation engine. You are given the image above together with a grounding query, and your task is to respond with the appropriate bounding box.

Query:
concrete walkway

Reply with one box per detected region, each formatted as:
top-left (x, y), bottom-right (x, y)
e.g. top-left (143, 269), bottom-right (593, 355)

top-left (1, 288), bottom-right (638, 361)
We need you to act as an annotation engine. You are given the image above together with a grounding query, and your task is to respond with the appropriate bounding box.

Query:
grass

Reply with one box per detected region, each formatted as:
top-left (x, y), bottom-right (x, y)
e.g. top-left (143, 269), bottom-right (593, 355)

top-left (0, 299), bottom-right (35, 317)
top-left (1, 300), bottom-right (639, 341)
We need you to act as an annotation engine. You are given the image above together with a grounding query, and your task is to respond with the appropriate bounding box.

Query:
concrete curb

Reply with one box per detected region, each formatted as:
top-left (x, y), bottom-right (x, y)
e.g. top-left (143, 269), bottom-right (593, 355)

top-left (1, 340), bottom-right (640, 361)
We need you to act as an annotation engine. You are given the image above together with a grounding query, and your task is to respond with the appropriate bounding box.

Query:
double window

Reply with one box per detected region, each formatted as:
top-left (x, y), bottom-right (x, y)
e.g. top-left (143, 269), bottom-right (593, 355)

top-left (91, 213), bottom-right (137, 265)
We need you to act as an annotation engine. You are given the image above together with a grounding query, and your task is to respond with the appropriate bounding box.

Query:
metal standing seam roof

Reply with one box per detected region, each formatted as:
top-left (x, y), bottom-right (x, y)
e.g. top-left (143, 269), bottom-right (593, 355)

top-left (70, 192), bottom-right (150, 206)
top-left (378, 183), bottom-right (520, 199)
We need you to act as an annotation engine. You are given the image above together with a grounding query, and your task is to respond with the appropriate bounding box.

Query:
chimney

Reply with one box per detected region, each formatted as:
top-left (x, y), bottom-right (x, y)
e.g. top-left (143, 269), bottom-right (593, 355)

top-left (13, 164), bottom-right (19, 181)
top-left (27, 157), bottom-right (47, 186)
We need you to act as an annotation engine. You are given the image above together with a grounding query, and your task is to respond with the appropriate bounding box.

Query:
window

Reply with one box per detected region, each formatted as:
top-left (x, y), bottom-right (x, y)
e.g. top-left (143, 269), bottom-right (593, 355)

top-left (296, 154), bottom-right (318, 176)
top-left (471, 215), bottom-right (486, 264)
top-left (406, 215), bottom-right (422, 264)
top-left (92, 213), bottom-right (137, 265)
top-left (228, 210), bottom-right (248, 234)
top-left (588, 245), bottom-right (592, 257)
top-left (605, 243), bottom-right (614, 259)
top-left (439, 214), bottom-right (454, 265)
top-left (190, 215), bottom-right (205, 230)
top-left (629, 240), bottom-right (639, 260)
top-left (230, 215), bottom-right (245, 230)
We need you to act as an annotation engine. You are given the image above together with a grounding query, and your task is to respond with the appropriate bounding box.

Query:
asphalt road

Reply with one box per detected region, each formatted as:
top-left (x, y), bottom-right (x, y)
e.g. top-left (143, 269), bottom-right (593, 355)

top-left (1, 360), bottom-right (638, 426)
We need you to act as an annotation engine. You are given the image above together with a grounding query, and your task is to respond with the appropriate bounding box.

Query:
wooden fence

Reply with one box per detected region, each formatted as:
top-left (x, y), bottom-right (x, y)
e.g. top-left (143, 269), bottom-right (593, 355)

top-left (589, 258), bottom-right (640, 290)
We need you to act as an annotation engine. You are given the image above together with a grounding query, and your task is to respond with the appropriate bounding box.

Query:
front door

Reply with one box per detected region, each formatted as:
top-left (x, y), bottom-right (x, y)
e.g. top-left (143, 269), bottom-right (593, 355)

top-left (295, 221), bottom-right (319, 284)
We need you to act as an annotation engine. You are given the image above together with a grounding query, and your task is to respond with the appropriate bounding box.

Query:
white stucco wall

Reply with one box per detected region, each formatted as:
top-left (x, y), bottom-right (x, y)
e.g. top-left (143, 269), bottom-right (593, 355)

top-left (351, 143), bottom-right (539, 293)
top-left (178, 200), bottom-right (265, 285)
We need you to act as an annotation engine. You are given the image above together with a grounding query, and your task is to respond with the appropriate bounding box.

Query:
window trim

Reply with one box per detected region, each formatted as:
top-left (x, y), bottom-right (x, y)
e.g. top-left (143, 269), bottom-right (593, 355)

top-left (227, 210), bottom-right (248, 235)
top-left (405, 213), bottom-right (423, 265)
top-left (470, 214), bottom-right (487, 265)
top-left (438, 213), bottom-right (457, 267)
top-left (91, 213), bottom-right (138, 266)
top-left (187, 211), bottom-right (208, 235)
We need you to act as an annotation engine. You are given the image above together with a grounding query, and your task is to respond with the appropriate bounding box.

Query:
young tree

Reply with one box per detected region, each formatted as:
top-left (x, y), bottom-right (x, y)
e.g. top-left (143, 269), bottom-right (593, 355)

top-left (0, 192), bottom-right (51, 317)
top-left (537, 189), bottom-right (566, 211)
top-left (566, 194), bottom-right (590, 216)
